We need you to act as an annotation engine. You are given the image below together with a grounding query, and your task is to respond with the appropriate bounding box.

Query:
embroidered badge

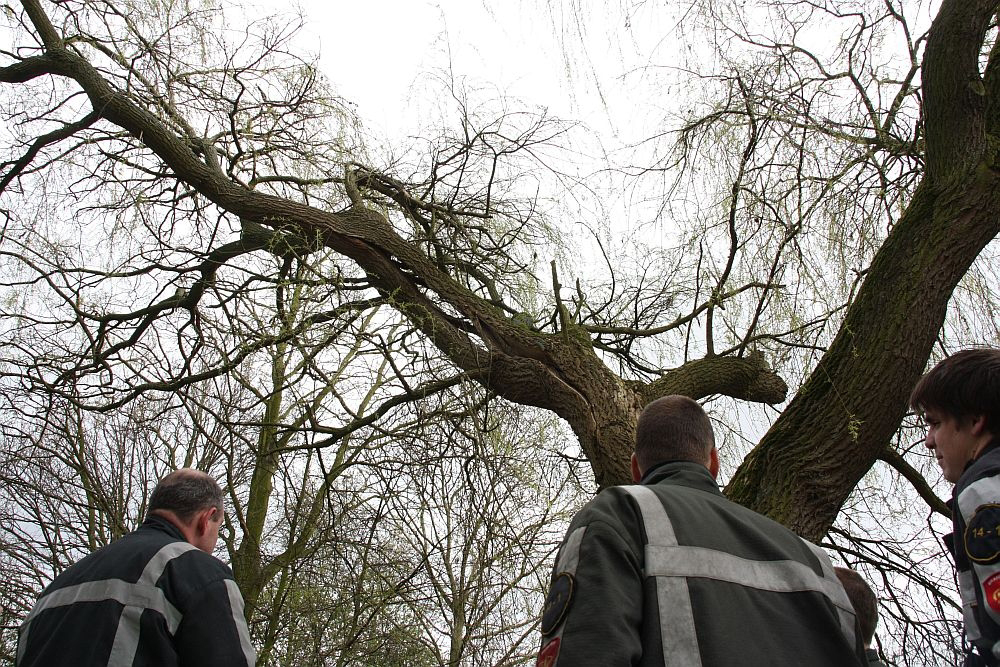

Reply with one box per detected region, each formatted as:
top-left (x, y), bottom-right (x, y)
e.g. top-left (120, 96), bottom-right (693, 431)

top-left (540, 572), bottom-right (574, 636)
top-left (984, 573), bottom-right (1000, 613)
top-left (965, 504), bottom-right (1000, 565)
top-left (536, 637), bottom-right (561, 667)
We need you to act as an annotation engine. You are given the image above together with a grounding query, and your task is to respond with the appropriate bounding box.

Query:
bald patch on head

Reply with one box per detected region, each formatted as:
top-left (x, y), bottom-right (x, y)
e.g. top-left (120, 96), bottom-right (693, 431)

top-left (147, 468), bottom-right (224, 522)
top-left (160, 468), bottom-right (213, 485)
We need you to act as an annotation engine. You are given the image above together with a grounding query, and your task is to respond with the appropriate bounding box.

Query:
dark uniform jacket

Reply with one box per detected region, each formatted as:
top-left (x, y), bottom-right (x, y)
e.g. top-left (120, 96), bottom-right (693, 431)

top-left (948, 441), bottom-right (1000, 666)
top-left (866, 647), bottom-right (888, 666)
top-left (17, 515), bottom-right (255, 667)
top-left (537, 461), bottom-right (866, 666)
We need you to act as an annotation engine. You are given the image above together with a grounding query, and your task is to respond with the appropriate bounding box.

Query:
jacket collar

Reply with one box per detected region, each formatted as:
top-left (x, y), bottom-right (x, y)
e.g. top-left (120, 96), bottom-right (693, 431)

top-left (138, 513), bottom-right (187, 541)
top-left (639, 460), bottom-right (722, 495)
top-left (956, 438), bottom-right (1000, 491)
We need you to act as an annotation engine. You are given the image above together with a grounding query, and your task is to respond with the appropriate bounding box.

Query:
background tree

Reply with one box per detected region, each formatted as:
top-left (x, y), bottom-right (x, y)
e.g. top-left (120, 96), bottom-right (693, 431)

top-left (382, 401), bottom-right (576, 666)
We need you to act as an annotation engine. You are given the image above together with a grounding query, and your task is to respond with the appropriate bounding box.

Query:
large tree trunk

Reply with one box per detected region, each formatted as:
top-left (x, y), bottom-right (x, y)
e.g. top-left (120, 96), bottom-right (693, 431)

top-left (727, 0), bottom-right (1000, 541)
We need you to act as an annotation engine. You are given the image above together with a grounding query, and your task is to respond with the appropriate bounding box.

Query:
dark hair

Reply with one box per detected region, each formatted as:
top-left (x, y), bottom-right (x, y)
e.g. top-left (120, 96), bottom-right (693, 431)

top-left (147, 470), bottom-right (224, 521)
top-left (909, 348), bottom-right (1000, 433)
top-left (835, 567), bottom-right (878, 644)
top-left (635, 395), bottom-right (715, 472)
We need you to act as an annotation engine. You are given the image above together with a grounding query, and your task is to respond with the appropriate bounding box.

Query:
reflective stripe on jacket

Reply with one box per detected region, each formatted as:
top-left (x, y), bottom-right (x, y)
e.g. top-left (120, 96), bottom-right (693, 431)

top-left (17, 515), bottom-right (255, 667)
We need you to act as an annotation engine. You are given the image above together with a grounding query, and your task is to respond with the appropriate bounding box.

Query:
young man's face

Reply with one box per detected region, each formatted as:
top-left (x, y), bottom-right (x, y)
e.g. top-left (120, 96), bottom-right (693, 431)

top-left (923, 408), bottom-right (983, 483)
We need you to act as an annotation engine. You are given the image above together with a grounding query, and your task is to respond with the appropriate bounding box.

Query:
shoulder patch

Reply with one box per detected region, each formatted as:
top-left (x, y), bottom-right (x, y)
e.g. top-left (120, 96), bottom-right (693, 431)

top-left (540, 572), bottom-right (574, 636)
top-left (984, 573), bottom-right (1000, 613)
top-left (536, 637), bottom-right (561, 667)
top-left (965, 504), bottom-right (1000, 564)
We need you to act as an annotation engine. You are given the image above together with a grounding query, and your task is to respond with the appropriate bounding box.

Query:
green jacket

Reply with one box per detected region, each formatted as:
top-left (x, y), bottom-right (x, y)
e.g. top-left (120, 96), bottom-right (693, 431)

top-left (537, 461), bottom-right (866, 666)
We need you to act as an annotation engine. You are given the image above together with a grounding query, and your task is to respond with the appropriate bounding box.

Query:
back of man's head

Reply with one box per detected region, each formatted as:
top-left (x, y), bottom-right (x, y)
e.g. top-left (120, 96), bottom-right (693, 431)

top-left (910, 348), bottom-right (1000, 433)
top-left (834, 567), bottom-right (878, 647)
top-left (147, 469), bottom-right (224, 522)
top-left (635, 395), bottom-right (715, 472)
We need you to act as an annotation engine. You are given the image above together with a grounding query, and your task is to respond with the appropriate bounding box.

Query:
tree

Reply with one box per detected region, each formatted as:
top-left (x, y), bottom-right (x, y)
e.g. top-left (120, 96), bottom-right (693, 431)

top-left (0, 281), bottom-right (571, 665)
top-left (711, 0), bottom-right (1000, 539)
top-left (381, 401), bottom-right (577, 666)
top-left (3, 0), bottom-right (1000, 664)
top-left (0, 0), bottom-right (788, 496)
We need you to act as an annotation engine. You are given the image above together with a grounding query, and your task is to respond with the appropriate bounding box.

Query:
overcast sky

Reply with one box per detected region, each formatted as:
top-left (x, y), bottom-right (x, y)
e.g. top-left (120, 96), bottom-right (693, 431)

top-left (249, 0), bottom-right (688, 151)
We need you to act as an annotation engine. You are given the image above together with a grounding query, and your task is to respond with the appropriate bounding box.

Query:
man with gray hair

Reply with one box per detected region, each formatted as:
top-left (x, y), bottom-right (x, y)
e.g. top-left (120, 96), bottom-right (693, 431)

top-left (537, 395), bottom-right (866, 666)
top-left (17, 469), bottom-right (255, 666)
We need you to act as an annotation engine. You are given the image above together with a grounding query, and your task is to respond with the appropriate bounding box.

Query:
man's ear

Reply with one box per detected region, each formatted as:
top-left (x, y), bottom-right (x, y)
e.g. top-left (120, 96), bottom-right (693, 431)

top-left (707, 447), bottom-right (720, 480)
top-left (971, 414), bottom-right (988, 437)
top-left (630, 453), bottom-right (642, 483)
top-left (194, 507), bottom-right (214, 536)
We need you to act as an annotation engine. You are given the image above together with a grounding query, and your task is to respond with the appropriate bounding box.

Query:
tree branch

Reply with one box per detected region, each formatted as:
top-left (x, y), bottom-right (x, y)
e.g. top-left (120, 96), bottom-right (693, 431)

top-left (878, 446), bottom-right (951, 519)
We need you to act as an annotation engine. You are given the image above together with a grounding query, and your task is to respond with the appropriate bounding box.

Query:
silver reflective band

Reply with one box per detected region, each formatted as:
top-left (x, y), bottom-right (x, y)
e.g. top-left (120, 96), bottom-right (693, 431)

top-left (621, 486), bottom-right (701, 667)
top-left (959, 570), bottom-right (983, 641)
top-left (105, 542), bottom-right (197, 667)
top-left (16, 612), bottom-right (29, 664)
top-left (225, 579), bottom-right (257, 666)
top-left (556, 526), bottom-right (588, 575)
top-left (140, 542), bottom-right (198, 584)
top-left (107, 606), bottom-right (145, 667)
top-left (21, 578), bottom-right (183, 631)
top-left (624, 485), bottom-right (678, 545)
top-left (105, 542), bottom-right (201, 666)
top-left (18, 541), bottom-right (199, 666)
top-left (956, 477), bottom-right (1000, 523)
top-left (621, 484), bottom-right (859, 663)
top-left (16, 578), bottom-right (183, 665)
top-left (645, 545), bottom-right (850, 602)
top-left (655, 575), bottom-right (701, 667)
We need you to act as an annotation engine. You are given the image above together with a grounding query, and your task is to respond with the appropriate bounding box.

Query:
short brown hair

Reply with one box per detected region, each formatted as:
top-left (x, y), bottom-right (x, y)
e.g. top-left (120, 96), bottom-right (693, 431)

top-left (635, 395), bottom-right (715, 472)
top-left (909, 348), bottom-right (1000, 433)
top-left (835, 567), bottom-right (878, 644)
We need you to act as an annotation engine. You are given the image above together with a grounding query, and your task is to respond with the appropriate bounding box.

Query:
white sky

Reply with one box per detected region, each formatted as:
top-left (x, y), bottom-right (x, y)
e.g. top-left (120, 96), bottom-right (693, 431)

top-left (308, 1), bottom-right (566, 134)
top-left (249, 0), bottom-right (686, 151)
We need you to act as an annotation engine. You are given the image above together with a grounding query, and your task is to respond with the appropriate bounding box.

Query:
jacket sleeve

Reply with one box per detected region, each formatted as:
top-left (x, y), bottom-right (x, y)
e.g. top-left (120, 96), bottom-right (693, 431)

top-left (537, 518), bottom-right (644, 666)
top-left (174, 577), bottom-right (256, 666)
top-left (957, 475), bottom-right (1000, 662)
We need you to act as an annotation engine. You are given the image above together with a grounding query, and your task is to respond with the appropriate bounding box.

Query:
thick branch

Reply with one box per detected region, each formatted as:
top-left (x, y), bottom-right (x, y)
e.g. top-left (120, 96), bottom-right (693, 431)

top-left (0, 54), bottom-right (61, 84)
top-left (11, 0), bottom-right (796, 501)
top-left (922, 0), bottom-right (998, 179)
top-left (640, 351), bottom-right (788, 406)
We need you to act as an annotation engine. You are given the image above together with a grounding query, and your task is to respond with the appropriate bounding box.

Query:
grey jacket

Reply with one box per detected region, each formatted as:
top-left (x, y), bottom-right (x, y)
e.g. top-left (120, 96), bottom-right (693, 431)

top-left (949, 442), bottom-right (1000, 666)
top-left (537, 461), bottom-right (866, 666)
